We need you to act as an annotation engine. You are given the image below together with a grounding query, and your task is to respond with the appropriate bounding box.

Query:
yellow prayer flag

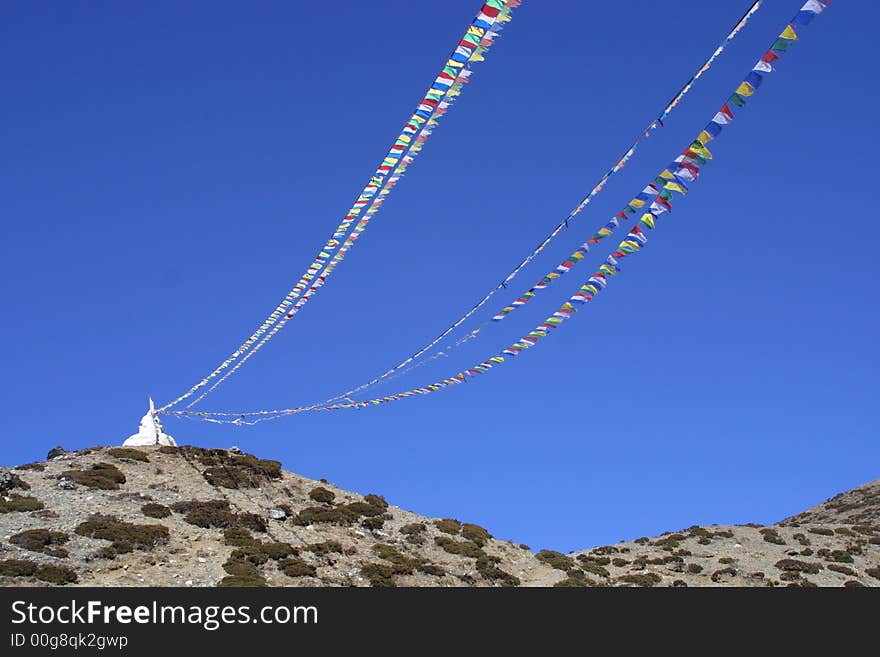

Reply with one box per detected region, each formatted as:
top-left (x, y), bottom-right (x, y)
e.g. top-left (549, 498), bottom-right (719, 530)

top-left (780, 24), bottom-right (798, 40)
top-left (736, 82), bottom-right (755, 97)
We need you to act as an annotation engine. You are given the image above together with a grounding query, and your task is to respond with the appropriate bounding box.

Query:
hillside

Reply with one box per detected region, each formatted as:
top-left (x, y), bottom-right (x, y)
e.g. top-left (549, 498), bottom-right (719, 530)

top-left (1, 446), bottom-right (878, 587)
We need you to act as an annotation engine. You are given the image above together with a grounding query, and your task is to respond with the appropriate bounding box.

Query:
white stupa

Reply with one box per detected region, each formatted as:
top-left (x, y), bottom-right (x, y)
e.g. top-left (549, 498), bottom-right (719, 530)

top-left (123, 398), bottom-right (177, 447)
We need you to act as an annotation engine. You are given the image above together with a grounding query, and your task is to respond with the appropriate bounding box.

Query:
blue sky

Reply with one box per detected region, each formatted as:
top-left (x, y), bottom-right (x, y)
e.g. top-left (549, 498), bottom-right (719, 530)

top-left (2, 1), bottom-right (877, 553)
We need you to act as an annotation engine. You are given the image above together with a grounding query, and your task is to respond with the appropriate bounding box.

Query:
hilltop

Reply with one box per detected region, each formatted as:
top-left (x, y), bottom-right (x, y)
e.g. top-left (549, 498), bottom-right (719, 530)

top-left (1, 445), bottom-right (877, 587)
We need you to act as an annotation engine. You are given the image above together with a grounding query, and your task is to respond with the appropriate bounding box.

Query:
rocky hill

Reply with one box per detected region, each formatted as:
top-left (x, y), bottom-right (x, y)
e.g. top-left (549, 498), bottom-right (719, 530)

top-left (1, 445), bottom-right (877, 587)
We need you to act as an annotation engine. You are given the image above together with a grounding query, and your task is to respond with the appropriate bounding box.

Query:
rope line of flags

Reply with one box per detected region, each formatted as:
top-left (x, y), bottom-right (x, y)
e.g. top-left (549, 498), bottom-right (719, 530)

top-left (161, 0), bottom-right (831, 424)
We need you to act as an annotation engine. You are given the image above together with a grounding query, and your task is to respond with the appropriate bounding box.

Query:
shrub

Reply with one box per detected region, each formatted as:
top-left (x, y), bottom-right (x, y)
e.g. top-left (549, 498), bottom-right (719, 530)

top-left (535, 550), bottom-right (575, 572)
top-left (361, 517), bottom-right (384, 530)
top-left (618, 573), bottom-right (662, 587)
top-left (14, 462), bottom-right (45, 471)
top-left (236, 513), bottom-right (267, 533)
top-left (826, 550), bottom-right (854, 564)
top-left (293, 497), bottom-right (386, 526)
top-left (779, 571), bottom-right (801, 582)
top-left (792, 533), bottom-right (810, 546)
top-left (580, 562), bottom-right (610, 578)
top-left (62, 463), bottom-right (126, 490)
top-left (107, 448), bottom-right (149, 462)
top-left (0, 559), bottom-right (38, 576)
top-left (687, 563), bottom-right (703, 574)
top-left (222, 527), bottom-right (257, 547)
top-left (170, 499), bottom-right (265, 532)
top-left (400, 523), bottom-right (426, 536)
top-left (687, 527), bottom-right (712, 539)
top-left (865, 567), bottom-right (880, 581)
top-left (460, 523), bottom-right (492, 546)
top-left (372, 544), bottom-right (422, 574)
top-left (141, 503), bottom-right (171, 519)
top-left (361, 562), bottom-right (396, 587)
top-left (363, 494), bottom-right (388, 510)
top-left (808, 527), bottom-right (834, 536)
top-left (279, 558), bottom-right (316, 578)
top-left (434, 536), bottom-right (484, 559)
top-left (229, 547), bottom-right (269, 566)
top-left (759, 528), bottom-right (785, 545)
top-left (554, 577), bottom-right (592, 587)
top-left (844, 580), bottom-right (865, 587)
top-left (35, 565), bottom-right (78, 585)
top-left (190, 448), bottom-right (281, 489)
top-left (10, 529), bottom-right (70, 558)
top-left (261, 542), bottom-right (296, 560)
top-left (852, 525), bottom-right (878, 536)
top-left (308, 487), bottom-right (336, 504)
top-left (341, 501), bottom-right (384, 518)
top-left (434, 519), bottom-right (461, 535)
top-left (828, 564), bottom-right (855, 576)
top-left (75, 515), bottom-right (169, 554)
top-left (306, 541), bottom-right (343, 556)
top-left (775, 559), bottom-right (822, 574)
top-left (0, 495), bottom-right (44, 513)
top-left (718, 557), bottom-right (736, 564)
top-left (846, 543), bottom-right (864, 556)
top-left (634, 537), bottom-right (649, 545)
top-left (172, 500), bottom-right (236, 528)
top-left (653, 534), bottom-right (685, 550)
top-left (593, 545), bottom-right (620, 555)
top-left (835, 527), bottom-right (855, 536)
top-left (578, 555), bottom-right (611, 566)
top-left (870, 537), bottom-right (880, 546)
top-left (217, 574), bottom-right (267, 587)
top-left (612, 558), bottom-right (629, 567)
top-left (711, 567), bottom-right (737, 583)
top-left (713, 530), bottom-right (734, 539)
top-left (418, 564), bottom-right (445, 577)
top-left (223, 559), bottom-right (260, 577)
top-left (475, 556), bottom-right (520, 586)
top-left (292, 506), bottom-right (354, 526)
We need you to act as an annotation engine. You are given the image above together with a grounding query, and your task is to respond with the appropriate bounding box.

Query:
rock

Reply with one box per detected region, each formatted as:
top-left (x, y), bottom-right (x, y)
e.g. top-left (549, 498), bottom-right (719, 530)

top-left (56, 477), bottom-right (76, 490)
top-left (229, 446), bottom-right (242, 454)
top-left (0, 469), bottom-right (19, 494)
top-left (268, 508), bottom-right (287, 520)
top-left (47, 446), bottom-right (68, 460)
